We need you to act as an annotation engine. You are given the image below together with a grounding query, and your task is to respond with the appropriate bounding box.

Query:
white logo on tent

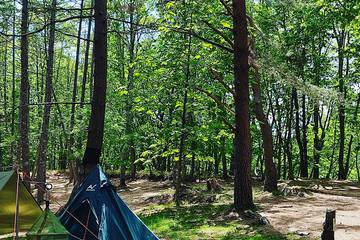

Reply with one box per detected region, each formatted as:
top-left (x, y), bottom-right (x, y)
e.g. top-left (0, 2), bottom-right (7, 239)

top-left (86, 184), bottom-right (97, 192)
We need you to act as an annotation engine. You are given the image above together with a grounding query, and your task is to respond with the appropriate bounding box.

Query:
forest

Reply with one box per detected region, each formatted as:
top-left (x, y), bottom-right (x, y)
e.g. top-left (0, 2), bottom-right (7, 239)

top-left (0, 0), bottom-right (359, 239)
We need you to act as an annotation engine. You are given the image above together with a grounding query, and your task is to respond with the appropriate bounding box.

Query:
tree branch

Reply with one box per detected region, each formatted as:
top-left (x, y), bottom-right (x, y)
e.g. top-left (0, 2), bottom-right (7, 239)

top-left (109, 17), bottom-right (234, 53)
top-left (201, 20), bottom-right (234, 47)
top-left (0, 15), bottom-right (93, 38)
top-left (55, 29), bottom-right (94, 42)
top-left (218, 0), bottom-right (233, 17)
top-left (195, 87), bottom-right (235, 115)
top-left (210, 68), bottom-right (234, 95)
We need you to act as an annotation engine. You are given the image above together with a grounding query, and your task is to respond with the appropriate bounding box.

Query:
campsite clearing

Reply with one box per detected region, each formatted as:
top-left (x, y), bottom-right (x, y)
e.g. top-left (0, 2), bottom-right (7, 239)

top-left (45, 172), bottom-right (360, 240)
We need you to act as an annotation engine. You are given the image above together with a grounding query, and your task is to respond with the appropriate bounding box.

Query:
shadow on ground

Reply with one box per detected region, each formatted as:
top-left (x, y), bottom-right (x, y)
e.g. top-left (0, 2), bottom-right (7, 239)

top-left (140, 203), bottom-right (299, 240)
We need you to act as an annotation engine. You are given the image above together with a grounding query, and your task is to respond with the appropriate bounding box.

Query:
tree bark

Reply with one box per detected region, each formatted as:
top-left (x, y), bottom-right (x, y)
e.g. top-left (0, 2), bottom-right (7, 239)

top-left (80, 1), bottom-right (94, 108)
top-left (292, 88), bottom-right (307, 178)
top-left (11, 0), bottom-right (16, 164)
top-left (36, 0), bottom-right (56, 202)
top-left (68, 0), bottom-right (85, 181)
top-left (336, 30), bottom-right (346, 180)
top-left (221, 136), bottom-right (228, 179)
top-left (301, 94), bottom-right (308, 177)
top-left (232, 0), bottom-right (254, 210)
top-left (83, 0), bottom-right (108, 171)
top-left (286, 92), bottom-right (293, 180)
top-left (313, 102), bottom-right (320, 179)
top-left (174, 21), bottom-right (192, 207)
top-left (126, 1), bottom-right (137, 179)
top-left (3, 37), bottom-right (8, 131)
top-left (345, 93), bottom-right (359, 177)
top-left (19, 0), bottom-right (30, 188)
top-left (251, 70), bottom-right (277, 192)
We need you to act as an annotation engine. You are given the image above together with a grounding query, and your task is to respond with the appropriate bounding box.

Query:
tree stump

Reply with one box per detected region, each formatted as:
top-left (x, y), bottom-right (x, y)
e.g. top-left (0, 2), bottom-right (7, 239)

top-left (321, 209), bottom-right (336, 240)
top-left (206, 179), bottom-right (222, 192)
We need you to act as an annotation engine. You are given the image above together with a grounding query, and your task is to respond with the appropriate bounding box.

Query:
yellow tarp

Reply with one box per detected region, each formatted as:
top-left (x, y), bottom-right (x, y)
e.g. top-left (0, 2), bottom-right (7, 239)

top-left (0, 171), bottom-right (42, 235)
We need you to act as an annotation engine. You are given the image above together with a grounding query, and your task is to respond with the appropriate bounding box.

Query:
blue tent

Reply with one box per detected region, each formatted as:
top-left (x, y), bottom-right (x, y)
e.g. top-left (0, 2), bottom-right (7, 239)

top-left (58, 166), bottom-right (159, 240)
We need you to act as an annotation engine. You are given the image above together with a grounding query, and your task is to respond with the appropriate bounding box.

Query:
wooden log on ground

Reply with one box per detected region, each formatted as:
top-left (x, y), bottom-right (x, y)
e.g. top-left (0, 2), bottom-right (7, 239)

top-left (321, 209), bottom-right (336, 240)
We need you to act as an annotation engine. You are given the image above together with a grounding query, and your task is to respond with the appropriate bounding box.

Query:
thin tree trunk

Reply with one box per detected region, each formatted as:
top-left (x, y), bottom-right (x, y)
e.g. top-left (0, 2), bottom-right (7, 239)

top-left (336, 30), bottom-right (346, 180)
top-left (345, 93), bottom-right (359, 177)
top-left (80, 1), bottom-right (94, 108)
top-left (126, 1), bottom-right (137, 179)
top-left (214, 145), bottom-right (219, 176)
top-left (292, 89), bottom-right (305, 178)
top-left (20, 0), bottom-right (30, 188)
top-left (326, 120), bottom-right (338, 179)
top-left (175, 19), bottom-right (192, 207)
top-left (356, 149), bottom-right (359, 182)
top-left (11, 0), bottom-right (16, 164)
top-left (83, 0), bottom-right (108, 171)
top-left (3, 37), bottom-right (8, 131)
top-left (120, 165), bottom-right (126, 188)
top-left (274, 94), bottom-right (283, 179)
top-left (301, 94), bottom-right (308, 177)
top-left (68, 0), bottom-right (85, 182)
top-left (36, 0), bottom-right (56, 202)
top-left (221, 136), bottom-right (228, 179)
top-left (286, 94), bottom-right (293, 180)
top-left (313, 101), bottom-right (320, 179)
top-left (233, 0), bottom-right (254, 211)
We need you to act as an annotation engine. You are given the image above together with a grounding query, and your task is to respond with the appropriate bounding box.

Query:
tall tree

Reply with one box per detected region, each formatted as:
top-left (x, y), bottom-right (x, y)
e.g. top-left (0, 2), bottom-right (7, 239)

top-left (233, 0), bottom-right (254, 210)
top-left (68, 0), bottom-right (85, 182)
top-left (125, 0), bottom-right (137, 179)
top-left (83, 0), bottom-right (108, 172)
top-left (251, 67), bottom-right (277, 192)
top-left (19, 0), bottom-right (30, 188)
top-left (36, 0), bottom-right (56, 202)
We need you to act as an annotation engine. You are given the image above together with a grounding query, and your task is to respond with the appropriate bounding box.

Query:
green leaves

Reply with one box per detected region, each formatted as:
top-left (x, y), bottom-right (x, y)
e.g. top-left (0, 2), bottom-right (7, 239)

top-left (220, 20), bottom-right (232, 29)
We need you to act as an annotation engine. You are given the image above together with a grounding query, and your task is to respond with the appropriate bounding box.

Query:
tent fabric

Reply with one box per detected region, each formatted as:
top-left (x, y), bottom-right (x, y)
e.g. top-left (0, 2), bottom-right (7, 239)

top-left (0, 171), bottom-right (42, 235)
top-left (58, 166), bottom-right (159, 240)
top-left (26, 208), bottom-right (69, 240)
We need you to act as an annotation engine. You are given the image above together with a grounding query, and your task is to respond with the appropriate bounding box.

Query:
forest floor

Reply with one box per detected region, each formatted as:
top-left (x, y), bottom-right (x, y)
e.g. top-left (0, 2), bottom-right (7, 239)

top-left (46, 172), bottom-right (360, 240)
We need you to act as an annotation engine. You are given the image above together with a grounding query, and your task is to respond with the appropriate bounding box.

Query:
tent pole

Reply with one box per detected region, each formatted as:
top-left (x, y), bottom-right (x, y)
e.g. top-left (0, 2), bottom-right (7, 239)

top-left (14, 169), bottom-right (20, 240)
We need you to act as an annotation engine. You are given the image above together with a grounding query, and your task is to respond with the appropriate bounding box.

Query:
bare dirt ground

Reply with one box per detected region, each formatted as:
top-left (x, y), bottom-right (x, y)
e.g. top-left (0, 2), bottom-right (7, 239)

top-left (45, 173), bottom-right (360, 240)
top-left (258, 180), bottom-right (360, 240)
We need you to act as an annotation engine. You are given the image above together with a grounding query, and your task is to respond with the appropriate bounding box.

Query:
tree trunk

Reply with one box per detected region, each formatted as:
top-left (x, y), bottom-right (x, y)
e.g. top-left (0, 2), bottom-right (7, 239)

top-left (36, 0), bottom-right (56, 202)
top-left (345, 93), bottom-right (359, 177)
top-left (174, 23), bottom-right (192, 207)
top-left (11, 0), bottom-right (17, 164)
top-left (313, 102), bottom-right (320, 179)
top-left (292, 89), bottom-right (306, 178)
top-left (126, 2), bottom-right (137, 179)
top-left (301, 94), bottom-right (308, 177)
top-left (68, 0), bottom-right (85, 181)
top-left (80, 1), bottom-right (94, 108)
top-left (19, 0), bottom-right (30, 188)
top-left (251, 70), bottom-right (277, 192)
top-left (356, 149), bottom-right (359, 182)
top-left (3, 37), bottom-right (8, 131)
top-left (214, 146), bottom-right (219, 176)
top-left (287, 99), bottom-right (293, 179)
top-left (221, 136), bottom-right (228, 179)
top-left (83, 0), bottom-right (108, 172)
top-left (232, 0), bottom-right (254, 211)
top-left (337, 31), bottom-right (346, 180)
top-left (120, 165), bottom-right (126, 188)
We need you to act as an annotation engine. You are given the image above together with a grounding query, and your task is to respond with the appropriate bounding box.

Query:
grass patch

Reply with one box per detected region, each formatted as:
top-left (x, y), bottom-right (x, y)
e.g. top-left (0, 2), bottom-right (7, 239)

top-left (141, 203), bottom-right (300, 240)
top-left (139, 181), bottom-right (309, 240)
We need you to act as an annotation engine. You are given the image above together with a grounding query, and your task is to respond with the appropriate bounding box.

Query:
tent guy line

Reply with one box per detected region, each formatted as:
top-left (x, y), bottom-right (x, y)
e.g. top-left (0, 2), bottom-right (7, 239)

top-left (14, 169), bottom-right (100, 240)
